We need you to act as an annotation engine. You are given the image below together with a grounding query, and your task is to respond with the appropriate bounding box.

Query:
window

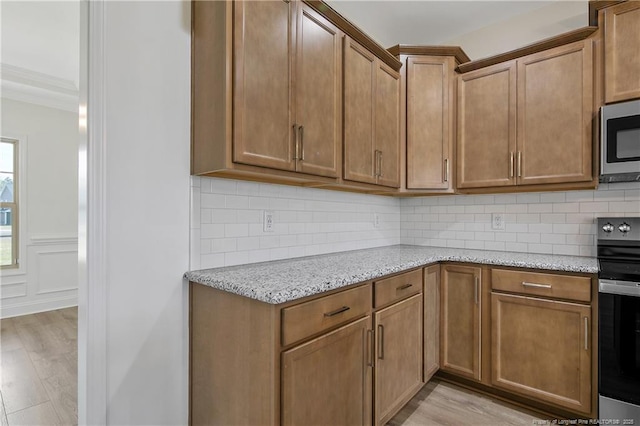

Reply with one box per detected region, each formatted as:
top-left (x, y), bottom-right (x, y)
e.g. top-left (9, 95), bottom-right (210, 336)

top-left (1, 138), bottom-right (18, 268)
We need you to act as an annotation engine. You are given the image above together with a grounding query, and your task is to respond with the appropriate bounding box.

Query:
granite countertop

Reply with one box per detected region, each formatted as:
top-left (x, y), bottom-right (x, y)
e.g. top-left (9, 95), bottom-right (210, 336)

top-left (185, 245), bottom-right (599, 305)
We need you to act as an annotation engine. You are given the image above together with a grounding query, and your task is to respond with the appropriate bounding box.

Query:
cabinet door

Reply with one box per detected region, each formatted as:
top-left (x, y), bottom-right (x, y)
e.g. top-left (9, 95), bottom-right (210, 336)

top-left (344, 37), bottom-right (377, 185)
top-left (604, 2), bottom-right (640, 103)
top-left (491, 293), bottom-right (592, 414)
top-left (374, 294), bottom-right (423, 425)
top-left (457, 61), bottom-right (517, 189)
top-left (406, 56), bottom-right (455, 190)
top-left (441, 264), bottom-right (482, 381)
top-left (375, 62), bottom-right (401, 188)
top-left (423, 264), bottom-right (440, 382)
top-left (295, 5), bottom-right (341, 178)
top-left (517, 41), bottom-right (593, 185)
top-left (282, 316), bottom-right (372, 426)
top-left (233, 0), bottom-right (296, 171)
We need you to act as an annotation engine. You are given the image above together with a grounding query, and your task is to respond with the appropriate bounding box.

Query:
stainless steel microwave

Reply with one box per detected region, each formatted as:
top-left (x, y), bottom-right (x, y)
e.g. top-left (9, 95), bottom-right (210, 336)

top-left (601, 99), bottom-right (640, 183)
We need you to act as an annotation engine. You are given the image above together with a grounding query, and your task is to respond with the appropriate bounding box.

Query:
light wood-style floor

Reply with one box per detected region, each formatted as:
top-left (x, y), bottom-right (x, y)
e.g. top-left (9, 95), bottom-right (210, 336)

top-left (389, 379), bottom-right (545, 426)
top-left (0, 308), bottom-right (542, 426)
top-left (1, 307), bottom-right (77, 426)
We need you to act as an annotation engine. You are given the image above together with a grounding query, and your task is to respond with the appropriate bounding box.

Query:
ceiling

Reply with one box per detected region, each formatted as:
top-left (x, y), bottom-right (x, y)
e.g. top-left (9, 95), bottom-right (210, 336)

top-left (1, 1), bottom-right (80, 87)
top-left (0, 1), bottom-right (577, 86)
top-left (325, 1), bottom-right (557, 49)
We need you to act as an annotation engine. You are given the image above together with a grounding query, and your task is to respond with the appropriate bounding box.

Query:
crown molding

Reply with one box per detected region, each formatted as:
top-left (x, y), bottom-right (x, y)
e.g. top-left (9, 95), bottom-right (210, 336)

top-left (1, 63), bottom-right (79, 112)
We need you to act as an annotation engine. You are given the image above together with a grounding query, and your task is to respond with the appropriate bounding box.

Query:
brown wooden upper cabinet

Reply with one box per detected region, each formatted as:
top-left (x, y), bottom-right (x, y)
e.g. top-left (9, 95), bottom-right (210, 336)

top-left (344, 37), bottom-right (401, 188)
top-left (235, 1), bottom-right (341, 176)
top-left (193, 1), bottom-right (341, 180)
top-left (457, 40), bottom-right (594, 190)
top-left (603, 2), bottom-right (640, 103)
top-left (404, 55), bottom-right (457, 191)
top-left (390, 45), bottom-right (470, 194)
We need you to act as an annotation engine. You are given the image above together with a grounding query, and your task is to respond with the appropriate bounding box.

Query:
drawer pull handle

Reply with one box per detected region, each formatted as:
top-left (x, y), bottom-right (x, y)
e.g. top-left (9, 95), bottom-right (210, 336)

top-left (522, 282), bottom-right (552, 289)
top-left (324, 306), bottom-right (350, 317)
top-left (397, 283), bottom-right (413, 291)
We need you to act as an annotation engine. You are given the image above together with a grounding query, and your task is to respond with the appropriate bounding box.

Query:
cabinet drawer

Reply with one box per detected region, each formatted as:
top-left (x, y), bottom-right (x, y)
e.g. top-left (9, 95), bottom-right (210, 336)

top-left (281, 285), bottom-right (371, 346)
top-left (374, 269), bottom-right (422, 308)
top-left (491, 269), bottom-right (591, 302)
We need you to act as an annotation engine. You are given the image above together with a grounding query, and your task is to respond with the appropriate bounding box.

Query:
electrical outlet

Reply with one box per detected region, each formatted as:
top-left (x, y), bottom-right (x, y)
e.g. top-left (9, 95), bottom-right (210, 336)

top-left (491, 213), bottom-right (505, 230)
top-left (373, 213), bottom-right (380, 228)
top-left (263, 210), bottom-right (274, 232)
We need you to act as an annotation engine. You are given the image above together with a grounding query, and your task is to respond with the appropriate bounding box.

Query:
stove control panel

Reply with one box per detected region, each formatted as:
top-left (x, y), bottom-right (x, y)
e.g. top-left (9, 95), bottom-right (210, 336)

top-left (598, 217), bottom-right (640, 241)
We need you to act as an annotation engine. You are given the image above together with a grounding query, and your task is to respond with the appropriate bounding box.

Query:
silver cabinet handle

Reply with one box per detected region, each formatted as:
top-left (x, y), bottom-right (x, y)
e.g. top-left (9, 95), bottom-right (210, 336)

top-left (293, 124), bottom-right (299, 160)
top-left (367, 329), bottom-right (374, 367)
top-left (377, 324), bottom-right (384, 360)
top-left (517, 151), bottom-right (522, 178)
top-left (509, 152), bottom-right (514, 178)
top-left (444, 158), bottom-right (449, 182)
top-left (324, 306), bottom-right (350, 317)
top-left (521, 282), bottom-right (552, 289)
top-left (474, 276), bottom-right (479, 305)
top-left (379, 151), bottom-right (383, 178)
top-left (584, 317), bottom-right (588, 351)
top-left (397, 283), bottom-right (413, 291)
top-left (298, 125), bottom-right (304, 161)
top-left (373, 150), bottom-right (380, 177)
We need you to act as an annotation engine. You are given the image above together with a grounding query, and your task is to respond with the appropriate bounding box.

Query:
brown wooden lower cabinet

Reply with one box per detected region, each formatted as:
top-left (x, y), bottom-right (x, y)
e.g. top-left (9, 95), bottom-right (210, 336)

top-left (423, 264), bottom-right (440, 381)
top-left (190, 263), bottom-right (597, 425)
top-left (491, 293), bottom-right (592, 414)
top-left (374, 294), bottom-right (423, 425)
top-left (282, 316), bottom-right (373, 426)
top-left (440, 264), bottom-right (482, 381)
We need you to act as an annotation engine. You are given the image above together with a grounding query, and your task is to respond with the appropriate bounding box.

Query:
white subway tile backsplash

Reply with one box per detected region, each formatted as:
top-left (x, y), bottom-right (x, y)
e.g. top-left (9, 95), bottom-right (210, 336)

top-left (505, 242), bottom-right (528, 252)
top-left (625, 190), bottom-right (640, 200)
top-left (579, 201), bottom-right (609, 213)
top-left (541, 233), bottom-right (565, 244)
top-left (517, 233), bottom-right (540, 244)
top-left (190, 177), bottom-right (640, 270)
top-left (610, 201), bottom-right (640, 213)
top-left (191, 177), bottom-right (401, 269)
top-left (400, 182), bottom-right (640, 258)
top-left (553, 245), bottom-right (581, 256)
top-left (540, 192), bottom-right (565, 203)
top-left (527, 203), bottom-right (553, 213)
top-left (552, 203), bottom-right (580, 213)
top-left (552, 223), bottom-right (580, 234)
top-left (201, 224), bottom-right (224, 239)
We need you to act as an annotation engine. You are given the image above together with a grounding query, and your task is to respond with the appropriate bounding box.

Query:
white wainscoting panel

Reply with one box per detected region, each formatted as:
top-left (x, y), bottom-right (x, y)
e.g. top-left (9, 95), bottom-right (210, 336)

top-left (35, 248), bottom-right (79, 294)
top-left (1, 235), bottom-right (78, 318)
top-left (0, 281), bottom-right (27, 299)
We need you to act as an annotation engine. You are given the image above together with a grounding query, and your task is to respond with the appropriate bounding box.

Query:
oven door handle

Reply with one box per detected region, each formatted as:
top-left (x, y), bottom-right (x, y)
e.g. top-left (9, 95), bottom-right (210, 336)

top-left (599, 279), bottom-right (640, 297)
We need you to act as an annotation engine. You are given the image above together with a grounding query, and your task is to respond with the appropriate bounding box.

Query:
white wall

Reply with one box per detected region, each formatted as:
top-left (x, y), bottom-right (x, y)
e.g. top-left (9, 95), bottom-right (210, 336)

top-left (1, 97), bottom-right (79, 318)
top-left (102, 1), bottom-right (190, 424)
top-left (191, 177), bottom-right (400, 270)
top-left (401, 182), bottom-right (640, 257)
top-left (442, 2), bottom-right (588, 60)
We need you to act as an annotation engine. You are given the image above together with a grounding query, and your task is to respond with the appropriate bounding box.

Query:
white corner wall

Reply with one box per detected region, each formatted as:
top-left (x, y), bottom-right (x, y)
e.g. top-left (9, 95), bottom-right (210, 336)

top-left (102, 1), bottom-right (190, 424)
top-left (443, 1), bottom-right (588, 60)
top-left (1, 98), bottom-right (79, 318)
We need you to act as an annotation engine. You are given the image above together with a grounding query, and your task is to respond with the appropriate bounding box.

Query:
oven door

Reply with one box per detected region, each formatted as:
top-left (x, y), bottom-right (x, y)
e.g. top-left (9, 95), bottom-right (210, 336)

top-left (599, 281), bottom-right (640, 407)
top-left (601, 100), bottom-right (640, 176)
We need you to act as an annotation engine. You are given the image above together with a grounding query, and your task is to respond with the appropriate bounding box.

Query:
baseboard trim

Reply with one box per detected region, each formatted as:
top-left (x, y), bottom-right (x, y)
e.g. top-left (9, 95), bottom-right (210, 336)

top-left (1, 295), bottom-right (78, 319)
